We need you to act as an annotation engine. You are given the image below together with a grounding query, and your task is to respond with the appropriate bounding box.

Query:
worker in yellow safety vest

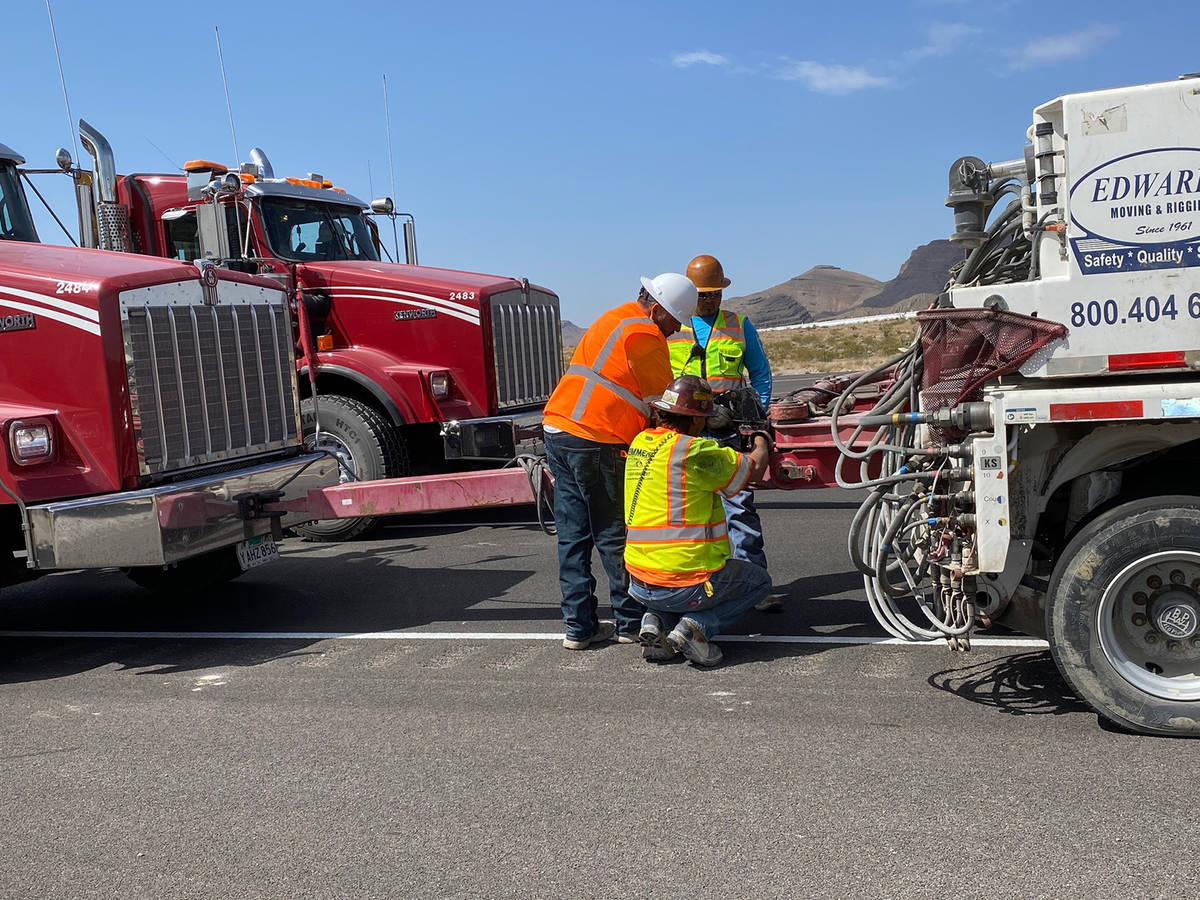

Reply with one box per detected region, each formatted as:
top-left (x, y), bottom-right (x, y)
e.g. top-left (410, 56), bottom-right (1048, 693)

top-left (624, 375), bottom-right (772, 666)
top-left (543, 273), bottom-right (698, 651)
top-left (669, 254), bottom-right (779, 611)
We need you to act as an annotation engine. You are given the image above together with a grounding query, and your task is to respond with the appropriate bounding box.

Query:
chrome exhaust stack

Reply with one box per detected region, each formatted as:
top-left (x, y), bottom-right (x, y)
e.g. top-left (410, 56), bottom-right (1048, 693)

top-left (248, 147), bottom-right (274, 179)
top-left (78, 118), bottom-right (132, 252)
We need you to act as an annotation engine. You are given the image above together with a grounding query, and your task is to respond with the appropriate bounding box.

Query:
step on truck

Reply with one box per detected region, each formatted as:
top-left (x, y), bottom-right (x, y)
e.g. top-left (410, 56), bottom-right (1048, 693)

top-left (68, 121), bottom-right (562, 540)
top-left (809, 74), bottom-right (1200, 735)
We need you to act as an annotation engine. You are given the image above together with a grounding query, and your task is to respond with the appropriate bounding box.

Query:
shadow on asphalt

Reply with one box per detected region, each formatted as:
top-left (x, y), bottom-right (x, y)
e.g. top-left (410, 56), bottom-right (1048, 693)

top-left (0, 538), bottom-right (554, 684)
top-left (926, 650), bottom-right (1091, 717)
top-left (0, 636), bottom-right (327, 684)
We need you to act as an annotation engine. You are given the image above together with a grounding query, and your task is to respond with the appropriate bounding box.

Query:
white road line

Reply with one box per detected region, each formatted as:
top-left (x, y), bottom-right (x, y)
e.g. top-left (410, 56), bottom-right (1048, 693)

top-left (0, 630), bottom-right (1050, 648)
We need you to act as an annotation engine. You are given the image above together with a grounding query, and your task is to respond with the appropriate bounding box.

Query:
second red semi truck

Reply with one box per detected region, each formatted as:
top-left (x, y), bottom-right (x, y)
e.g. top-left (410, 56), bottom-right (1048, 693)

top-left (69, 122), bottom-right (562, 539)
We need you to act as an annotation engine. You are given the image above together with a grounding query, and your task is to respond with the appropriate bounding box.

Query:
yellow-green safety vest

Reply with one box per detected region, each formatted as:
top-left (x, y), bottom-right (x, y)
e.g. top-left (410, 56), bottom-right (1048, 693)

top-left (623, 427), bottom-right (752, 586)
top-left (667, 310), bottom-right (747, 392)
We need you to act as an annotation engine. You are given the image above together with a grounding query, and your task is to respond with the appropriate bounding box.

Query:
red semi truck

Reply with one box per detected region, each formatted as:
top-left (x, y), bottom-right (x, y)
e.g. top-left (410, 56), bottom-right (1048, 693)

top-left (0, 137), bottom-right (341, 593)
top-left (70, 121), bottom-right (562, 540)
top-left (2, 136), bottom-right (545, 595)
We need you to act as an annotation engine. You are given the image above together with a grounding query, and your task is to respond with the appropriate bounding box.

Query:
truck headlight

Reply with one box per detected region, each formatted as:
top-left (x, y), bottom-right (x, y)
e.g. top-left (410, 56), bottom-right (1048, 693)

top-left (9, 419), bottom-right (55, 466)
top-left (429, 371), bottom-right (452, 398)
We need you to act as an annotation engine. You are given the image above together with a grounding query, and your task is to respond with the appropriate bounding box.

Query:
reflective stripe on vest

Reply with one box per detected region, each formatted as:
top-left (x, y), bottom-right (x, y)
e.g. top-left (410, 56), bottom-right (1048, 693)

top-left (544, 303), bottom-right (666, 444)
top-left (625, 522), bottom-right (729, 542)
top-left (624, 428), bottom-right (732, 578)
top-left (668, 310), bottom-right (747, 391)
top-left (566, 363), bottom-right (650, 419)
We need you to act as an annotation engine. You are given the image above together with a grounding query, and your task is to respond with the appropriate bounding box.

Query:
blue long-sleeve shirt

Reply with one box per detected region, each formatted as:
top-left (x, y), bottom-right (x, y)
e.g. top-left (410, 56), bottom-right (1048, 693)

top-left (688, 314), bottom-right (773, 407)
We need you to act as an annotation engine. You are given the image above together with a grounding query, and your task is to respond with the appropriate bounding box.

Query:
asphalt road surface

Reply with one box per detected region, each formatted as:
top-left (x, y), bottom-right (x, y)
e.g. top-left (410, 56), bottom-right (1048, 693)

top-left (1, 490), bottom-right (1194, 899)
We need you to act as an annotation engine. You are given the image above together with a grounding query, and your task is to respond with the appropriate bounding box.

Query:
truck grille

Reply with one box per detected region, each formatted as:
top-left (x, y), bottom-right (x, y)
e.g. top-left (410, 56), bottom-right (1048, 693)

top-left (489, 288), bottom-right (563, 410)
top-left (121, 281), bottom-right (301, 476)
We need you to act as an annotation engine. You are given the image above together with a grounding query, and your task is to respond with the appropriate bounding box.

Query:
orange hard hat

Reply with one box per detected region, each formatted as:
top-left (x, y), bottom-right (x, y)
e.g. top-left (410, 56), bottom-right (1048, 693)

top-left (686, 254), bottom-right (731, 291)
top-left (651, 375), bottom-right (715, 417)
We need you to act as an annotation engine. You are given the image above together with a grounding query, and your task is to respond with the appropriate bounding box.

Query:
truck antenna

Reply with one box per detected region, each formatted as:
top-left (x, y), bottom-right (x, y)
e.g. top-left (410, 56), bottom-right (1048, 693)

top-left (43, 0), bottom-right (82, 180)
top-left (214, 26), bottom-right (241, 164)
top-left (367, 158), bottom-right (375, 201)
top-left (145, 137), bottom-right (183, 172)
top-left (382, 73), bottom-right (401, 261)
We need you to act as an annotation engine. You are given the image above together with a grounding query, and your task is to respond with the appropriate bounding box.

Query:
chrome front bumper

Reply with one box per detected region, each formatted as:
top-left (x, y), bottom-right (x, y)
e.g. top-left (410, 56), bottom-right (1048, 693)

top-left (25, 453), bottom-right (338, 570)
top-left (441, 412), bottom-right (544, 461)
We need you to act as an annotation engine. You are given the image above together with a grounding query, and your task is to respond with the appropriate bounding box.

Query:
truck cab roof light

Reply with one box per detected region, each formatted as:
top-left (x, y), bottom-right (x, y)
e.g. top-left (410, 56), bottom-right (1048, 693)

top-left (183, 159), bottom-right (229, 175)
top-left (321, 179), bottom-right (333, 188)
top-left (240, 173), bottom-right (256, 184)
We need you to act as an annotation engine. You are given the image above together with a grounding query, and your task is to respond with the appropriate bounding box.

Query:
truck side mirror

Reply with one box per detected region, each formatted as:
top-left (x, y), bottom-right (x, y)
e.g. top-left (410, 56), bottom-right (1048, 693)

top-left (370, 197), bottom-right (394, 215)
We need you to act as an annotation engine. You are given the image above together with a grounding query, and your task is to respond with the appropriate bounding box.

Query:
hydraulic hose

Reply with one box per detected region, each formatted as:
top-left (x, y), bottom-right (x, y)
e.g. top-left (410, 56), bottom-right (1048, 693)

top-left (512, 454), bottom-right (556, 535)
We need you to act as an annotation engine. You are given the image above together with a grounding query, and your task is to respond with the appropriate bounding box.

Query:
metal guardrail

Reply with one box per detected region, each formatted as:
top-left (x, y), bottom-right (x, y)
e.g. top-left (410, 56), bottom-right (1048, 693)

top-left (756, 311), bottom-right (918, 334)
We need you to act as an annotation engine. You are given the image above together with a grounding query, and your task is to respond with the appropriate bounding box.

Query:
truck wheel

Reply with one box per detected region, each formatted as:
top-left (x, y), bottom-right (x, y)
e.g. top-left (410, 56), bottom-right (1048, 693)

top-left (125, 547), bottom-right (246, 593)
top-left (293, 395), bottom-right (409, 542)
top-left (1047, 494), bottom-right (1200, 736)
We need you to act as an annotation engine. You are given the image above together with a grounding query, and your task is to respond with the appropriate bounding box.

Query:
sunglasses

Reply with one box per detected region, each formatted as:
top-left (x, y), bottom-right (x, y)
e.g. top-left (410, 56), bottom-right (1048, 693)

top-left (697, 291), bottom-right (722, 300)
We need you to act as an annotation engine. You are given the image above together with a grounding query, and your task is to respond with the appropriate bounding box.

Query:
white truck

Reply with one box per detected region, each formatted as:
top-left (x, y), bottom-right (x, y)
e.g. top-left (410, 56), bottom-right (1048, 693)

top-left (837, 74), bottom-right (1200, 735)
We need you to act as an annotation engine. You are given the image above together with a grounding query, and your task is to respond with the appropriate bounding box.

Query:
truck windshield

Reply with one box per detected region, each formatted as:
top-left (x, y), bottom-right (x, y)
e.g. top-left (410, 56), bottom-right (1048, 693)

top-left (258, 197), bottom-right (379, 262)
top-left (0, 165), bottom-right (39, 243)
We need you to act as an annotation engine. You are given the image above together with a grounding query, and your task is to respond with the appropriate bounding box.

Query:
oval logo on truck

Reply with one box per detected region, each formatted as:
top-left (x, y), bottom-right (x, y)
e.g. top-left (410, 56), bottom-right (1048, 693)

top-left (1069, 148), bottom-right (1200, 275)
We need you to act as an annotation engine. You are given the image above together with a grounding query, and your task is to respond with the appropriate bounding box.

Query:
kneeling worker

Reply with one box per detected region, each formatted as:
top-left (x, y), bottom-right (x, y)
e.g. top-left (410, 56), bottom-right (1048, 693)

top-left (623, 375), bottom-right (772, 666)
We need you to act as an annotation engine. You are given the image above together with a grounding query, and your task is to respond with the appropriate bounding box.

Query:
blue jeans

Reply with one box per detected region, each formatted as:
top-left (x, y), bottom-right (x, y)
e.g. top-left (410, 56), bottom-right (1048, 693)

top-left (706, 427), bottom-right (768, 571)
top-left (545, 430), bottom-right (642, 640)
top-left (628, 559), bottom-right (772, 640)
top-left (722, 489), bottom-right (768, 570)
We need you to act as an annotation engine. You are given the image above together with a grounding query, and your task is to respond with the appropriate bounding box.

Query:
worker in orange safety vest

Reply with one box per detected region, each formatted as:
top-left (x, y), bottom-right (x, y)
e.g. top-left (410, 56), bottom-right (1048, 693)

top-left (624, 374), bottom-right (772, 667)
top-left (542, 272), bottom-right (698, 650)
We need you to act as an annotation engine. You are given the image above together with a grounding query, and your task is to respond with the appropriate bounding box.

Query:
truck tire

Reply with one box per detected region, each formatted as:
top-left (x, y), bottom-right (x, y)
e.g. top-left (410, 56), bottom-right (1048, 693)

top-left (293, 394), bottom-right (409, 542)
top-left (1046, 494), bottom-right (1200, 736)
top-left (125, 546), bottom-right (246, 593)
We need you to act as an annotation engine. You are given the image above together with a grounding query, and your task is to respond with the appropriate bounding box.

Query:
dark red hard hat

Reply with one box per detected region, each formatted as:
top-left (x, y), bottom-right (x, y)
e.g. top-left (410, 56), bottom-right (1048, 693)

top-left (651, 375), bottom-right (715, 417)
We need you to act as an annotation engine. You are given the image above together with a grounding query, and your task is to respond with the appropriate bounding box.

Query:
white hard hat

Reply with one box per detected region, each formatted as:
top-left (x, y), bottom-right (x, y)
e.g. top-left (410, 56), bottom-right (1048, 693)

top-left (639, 272), bottom-right (697, 324)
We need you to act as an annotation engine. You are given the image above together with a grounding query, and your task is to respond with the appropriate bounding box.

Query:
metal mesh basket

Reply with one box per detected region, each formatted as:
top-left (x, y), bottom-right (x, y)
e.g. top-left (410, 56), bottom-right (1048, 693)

top-left (918, 307), bottom-right (1068, 413)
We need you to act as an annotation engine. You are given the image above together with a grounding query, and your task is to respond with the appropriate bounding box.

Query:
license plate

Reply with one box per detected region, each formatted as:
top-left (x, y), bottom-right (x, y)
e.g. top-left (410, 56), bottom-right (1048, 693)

top-left (236, 534), bottom-right (280, 571)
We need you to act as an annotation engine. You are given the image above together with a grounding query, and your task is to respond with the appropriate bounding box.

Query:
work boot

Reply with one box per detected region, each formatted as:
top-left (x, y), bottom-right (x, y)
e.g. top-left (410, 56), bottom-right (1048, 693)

top-left (754, 595), bottom-right (783, 613)
top-left (638, 612), bottom-right (677, 662)
top-left (562, 620), bottom-right (616, 650)
top-left (666, 619), bottom-right (723, 667)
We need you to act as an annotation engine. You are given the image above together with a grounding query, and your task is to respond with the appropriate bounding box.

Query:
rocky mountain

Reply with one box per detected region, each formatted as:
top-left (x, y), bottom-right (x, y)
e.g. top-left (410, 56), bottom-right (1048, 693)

top-left (561, 320), bottom-right (586, 346)
top-left (559, 240), bottom-right (966, 339)
top-left (857, 240), bottom-right (964, 311)
top-left (722, 266), bottom-right (883, 327)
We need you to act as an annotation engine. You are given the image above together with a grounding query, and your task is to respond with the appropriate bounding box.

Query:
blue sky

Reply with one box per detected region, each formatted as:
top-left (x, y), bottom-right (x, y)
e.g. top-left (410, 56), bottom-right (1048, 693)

top-left (5, 0), bottom-right (1197, 324)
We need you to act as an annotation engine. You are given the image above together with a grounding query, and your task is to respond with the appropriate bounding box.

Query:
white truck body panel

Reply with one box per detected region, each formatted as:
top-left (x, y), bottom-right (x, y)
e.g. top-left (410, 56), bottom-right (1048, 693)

top-left (950, 78), bottom-right (1200, 379)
